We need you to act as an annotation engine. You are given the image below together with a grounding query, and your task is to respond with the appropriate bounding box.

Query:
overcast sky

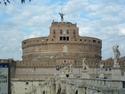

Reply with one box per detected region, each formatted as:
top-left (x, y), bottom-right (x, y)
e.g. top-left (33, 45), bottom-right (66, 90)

top-left (0, 0), bottom-right (125, 60)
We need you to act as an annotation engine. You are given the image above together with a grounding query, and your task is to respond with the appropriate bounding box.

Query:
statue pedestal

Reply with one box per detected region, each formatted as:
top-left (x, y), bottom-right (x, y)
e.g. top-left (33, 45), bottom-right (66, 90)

top-left (113, 63), bottom-right (120, 68)
top-left (99, 73), bottom-right (104, 79)
top-left (111, 68), bottom-right (121, 80)
top-left (81, 70), bottom-right (90, 79)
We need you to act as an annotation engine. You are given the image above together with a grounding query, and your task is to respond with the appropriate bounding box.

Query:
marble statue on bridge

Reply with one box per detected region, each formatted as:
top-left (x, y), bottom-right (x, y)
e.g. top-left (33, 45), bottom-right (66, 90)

top-left (112, 45), bottom-right (120, 67)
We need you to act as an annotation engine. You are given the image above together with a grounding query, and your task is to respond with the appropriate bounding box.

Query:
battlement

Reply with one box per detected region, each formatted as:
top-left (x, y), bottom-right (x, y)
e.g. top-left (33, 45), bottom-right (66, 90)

top-left (22, 37), bottom-right (48, 49)
top-left (51, 21), bottom-right (77, 27)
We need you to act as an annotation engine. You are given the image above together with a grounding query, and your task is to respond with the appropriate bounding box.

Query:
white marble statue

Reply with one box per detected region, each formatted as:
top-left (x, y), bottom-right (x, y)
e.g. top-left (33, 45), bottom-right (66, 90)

top-left (82, 58), bottom-right (89, 70)
top-left (100, 64), bottom-right (104, 69)
top-left (112, 45), bottom-right (120, 67)
top-left (69, 64), bottom-right (73, 73)
top-left (81, 58), bottom-right (90, 78)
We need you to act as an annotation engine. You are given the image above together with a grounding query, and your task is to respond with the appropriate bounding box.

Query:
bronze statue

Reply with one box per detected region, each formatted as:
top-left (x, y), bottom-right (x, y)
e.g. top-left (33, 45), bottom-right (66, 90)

top-left (59, 12), bottom-right (64, 22)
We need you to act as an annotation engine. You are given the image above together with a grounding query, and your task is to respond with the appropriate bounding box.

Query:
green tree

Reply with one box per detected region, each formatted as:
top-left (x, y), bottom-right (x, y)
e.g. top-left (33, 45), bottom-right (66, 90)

top-left (0, 0), bottom-right (31, 5)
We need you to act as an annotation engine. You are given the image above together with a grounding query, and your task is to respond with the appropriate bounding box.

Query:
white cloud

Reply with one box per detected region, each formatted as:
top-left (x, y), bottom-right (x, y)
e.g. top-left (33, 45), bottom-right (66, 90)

top-left (120, 29), bottom-right (125, 35)
top-left (24, 31), bottom-right (44, 39)
top-left (63, 0), bottom-right (88, 14)
top-left (119, 28), bottom-right (125, 35)
top-left (0, 30), bottom-right (24, 60)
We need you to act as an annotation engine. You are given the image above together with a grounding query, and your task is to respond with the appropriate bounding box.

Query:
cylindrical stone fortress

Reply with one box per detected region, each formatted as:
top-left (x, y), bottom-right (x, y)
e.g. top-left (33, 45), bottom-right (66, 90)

top-left (21, 21), bottom-right (102, 68)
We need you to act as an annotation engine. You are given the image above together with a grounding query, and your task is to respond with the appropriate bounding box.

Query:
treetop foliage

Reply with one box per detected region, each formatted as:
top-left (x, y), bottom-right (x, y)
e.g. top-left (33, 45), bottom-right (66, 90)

top-left (0, 0), bottom-right (31, 6)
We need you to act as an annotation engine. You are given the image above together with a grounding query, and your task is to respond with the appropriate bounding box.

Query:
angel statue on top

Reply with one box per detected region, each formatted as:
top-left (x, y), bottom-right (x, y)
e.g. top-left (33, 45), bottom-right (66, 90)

top-left (59, 12), bottom-right (64, 22)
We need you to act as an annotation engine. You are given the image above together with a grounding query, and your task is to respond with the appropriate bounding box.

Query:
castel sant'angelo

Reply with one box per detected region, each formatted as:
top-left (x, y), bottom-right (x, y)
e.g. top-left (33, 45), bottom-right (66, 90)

top-left (1, 13), bottom-right (125, 94)
top-left (20, 13), bottom-right (102, 68)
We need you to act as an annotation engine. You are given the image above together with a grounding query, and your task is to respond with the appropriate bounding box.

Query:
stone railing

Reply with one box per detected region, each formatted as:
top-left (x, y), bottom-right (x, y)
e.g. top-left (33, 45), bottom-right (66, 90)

top-left (11, 77), bottom-right (125, 94)
top-left (56, 77), bottom-right (125, 94)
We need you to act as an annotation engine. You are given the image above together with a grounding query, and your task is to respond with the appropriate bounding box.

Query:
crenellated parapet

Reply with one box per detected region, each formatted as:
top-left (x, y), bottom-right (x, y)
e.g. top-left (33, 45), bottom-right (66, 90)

top-left (22, 37), bottom-right (48, 49)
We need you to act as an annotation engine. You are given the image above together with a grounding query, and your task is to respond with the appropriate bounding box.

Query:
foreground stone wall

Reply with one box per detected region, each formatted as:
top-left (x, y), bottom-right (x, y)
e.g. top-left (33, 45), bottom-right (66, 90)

top-left (11, 78), bottom-right (125, 94)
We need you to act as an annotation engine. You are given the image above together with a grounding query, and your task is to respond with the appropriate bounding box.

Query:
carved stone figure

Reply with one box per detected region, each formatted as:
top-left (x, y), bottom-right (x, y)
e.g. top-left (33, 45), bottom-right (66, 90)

top-left (82, 58), bottom-right (86, 69)
top-left (82, 58), bottom-right (88, 70)
top-left (112, 45), bottom-right (120, 67)
top-left (57, 84), bottom-right (61, 94)
top-left (69, 64), bottom-right (73, 73)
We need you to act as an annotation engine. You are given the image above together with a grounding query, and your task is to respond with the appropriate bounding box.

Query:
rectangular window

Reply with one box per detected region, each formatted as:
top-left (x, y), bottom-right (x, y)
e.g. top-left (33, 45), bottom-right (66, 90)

top-left (63, 37), bottom-right (66, 40)
top-left (67, 37), bottom-right (69, 41)
top-left (67, 30), bottom-right (69, 34)
top-left (60, 36), bottom-right (69, 41)
top-left (60, 37), bottom-right (62, 40)
top-left (60, 30), bottom-right (62, 34)
top-left (93, 40), bottom-right (96, 43)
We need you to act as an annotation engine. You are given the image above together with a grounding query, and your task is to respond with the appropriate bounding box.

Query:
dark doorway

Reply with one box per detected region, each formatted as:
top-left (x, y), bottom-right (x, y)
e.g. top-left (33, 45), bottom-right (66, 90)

top-left (75, 90), bottom-right (78, 94)
top-left (43, 90), bottom-right (45, 94)
top-left (123, 81), bottom-right (125, 88)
